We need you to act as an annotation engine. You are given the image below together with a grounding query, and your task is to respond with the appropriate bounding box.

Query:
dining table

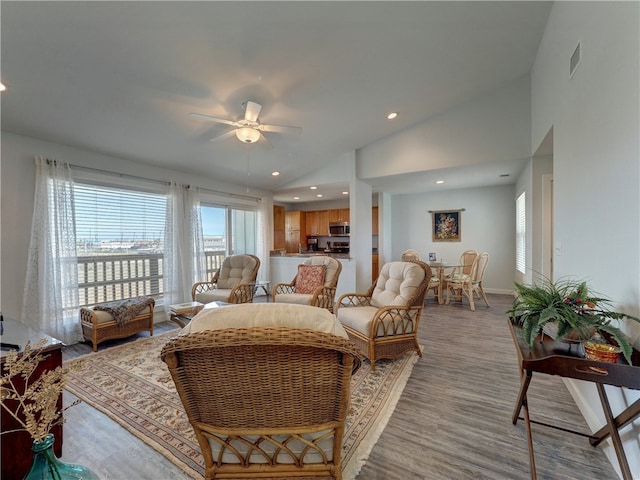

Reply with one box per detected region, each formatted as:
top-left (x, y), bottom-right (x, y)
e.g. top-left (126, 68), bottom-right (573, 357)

top-left (427, 261), bottom-right (463, 304)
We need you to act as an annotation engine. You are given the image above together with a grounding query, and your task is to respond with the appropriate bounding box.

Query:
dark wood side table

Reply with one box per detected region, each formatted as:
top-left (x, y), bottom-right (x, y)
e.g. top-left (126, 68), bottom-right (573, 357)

top-left (508, 318), bottom-right (640, 480)
top-left (1, 317), bottom-right (65, 479)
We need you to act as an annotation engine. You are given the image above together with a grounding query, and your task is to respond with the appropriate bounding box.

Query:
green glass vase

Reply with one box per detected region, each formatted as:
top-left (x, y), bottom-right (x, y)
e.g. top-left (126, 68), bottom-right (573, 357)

top-left (24, 434), bottom-right (99, 480)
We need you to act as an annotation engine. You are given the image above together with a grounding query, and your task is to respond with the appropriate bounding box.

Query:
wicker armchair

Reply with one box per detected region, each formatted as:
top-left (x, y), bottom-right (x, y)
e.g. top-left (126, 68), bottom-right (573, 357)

top-left (160, 303), bottom-right (360, 480)
top-left (335, 260), bottom-right (431, 370)
top-left (192, 254), bottom-right (260, 304)
top-left (273, 256), bottom-right (342, 312)
top-left (446, 251), bottom-right (490, 311)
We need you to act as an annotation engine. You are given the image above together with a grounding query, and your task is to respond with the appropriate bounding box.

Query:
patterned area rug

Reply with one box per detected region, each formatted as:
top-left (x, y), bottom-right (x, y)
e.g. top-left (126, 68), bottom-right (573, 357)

top-left (65, 331), bottom-right (419, 479)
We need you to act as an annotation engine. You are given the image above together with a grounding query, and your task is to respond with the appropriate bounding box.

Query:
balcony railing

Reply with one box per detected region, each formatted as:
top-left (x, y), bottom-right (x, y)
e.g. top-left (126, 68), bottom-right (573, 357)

top-left (77, 250), bottom-right (226, 307)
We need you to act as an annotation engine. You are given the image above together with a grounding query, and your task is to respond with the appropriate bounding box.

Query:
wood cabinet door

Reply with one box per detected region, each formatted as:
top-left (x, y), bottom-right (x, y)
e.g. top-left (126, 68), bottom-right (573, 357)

top-left (329, 208), bottom-right (349, 223)
top-left (273, 205), bottom-right (285, 230)
top-left (285, 230), bottom-right (303, 253)
top-left (285, 211), bottom-right (297, 231)
top-left (372, 254), bottom-right (379, 282)
top-left (273, 206), bottom-right (286, 249)
top-left (274, 229), bottom-right (285, 250)
top-left (305, 211), bottom-right (319, 236)
top-left (317, 210), bottom-right (329, 235)
top-left (372, 206), bottom-right (379, 235)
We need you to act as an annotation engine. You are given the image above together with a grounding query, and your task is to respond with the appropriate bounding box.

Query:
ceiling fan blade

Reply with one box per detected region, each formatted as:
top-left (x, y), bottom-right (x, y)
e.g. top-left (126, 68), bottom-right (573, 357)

top-left (244, 101), bottom-right (262, 122)
top-left (259, 123), bottom-right (303, 135)
top-left (259, 132), bottom-right (273, 149)
top-left (209, 129), bottom-right (237, 143)
top-left (189, 112), bottom-right (238, 127)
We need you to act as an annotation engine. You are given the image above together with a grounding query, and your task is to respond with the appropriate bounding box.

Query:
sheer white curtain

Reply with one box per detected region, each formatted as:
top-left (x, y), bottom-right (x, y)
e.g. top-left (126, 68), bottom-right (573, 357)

top-left (164, 183), bottom-right (206, 310)
top-left (256, 196), bottom-right (272, 283)
top-left (22, 157), bottom-right (83, 344)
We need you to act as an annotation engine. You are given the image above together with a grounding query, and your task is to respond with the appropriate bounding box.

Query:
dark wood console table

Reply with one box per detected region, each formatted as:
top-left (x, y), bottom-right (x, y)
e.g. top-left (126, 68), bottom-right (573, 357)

top-left (1, 317), bottom-right (65, 479)
top-left (508, 318), bottom-right (640, 480)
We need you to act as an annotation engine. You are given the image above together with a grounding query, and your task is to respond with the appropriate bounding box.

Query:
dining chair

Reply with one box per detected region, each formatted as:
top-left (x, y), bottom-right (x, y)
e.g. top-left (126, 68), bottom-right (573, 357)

top-left (445, 252), bottom-right (490, 311)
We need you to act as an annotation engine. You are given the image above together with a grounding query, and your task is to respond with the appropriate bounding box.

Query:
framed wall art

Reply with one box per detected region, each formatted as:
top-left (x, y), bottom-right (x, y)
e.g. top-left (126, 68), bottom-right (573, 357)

top-left (431, 210), bottom-right (461, 242)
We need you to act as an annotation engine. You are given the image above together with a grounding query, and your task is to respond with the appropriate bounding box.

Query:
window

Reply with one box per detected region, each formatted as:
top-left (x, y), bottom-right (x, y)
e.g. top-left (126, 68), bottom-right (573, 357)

top-left (200, 203), bottom-right (257, 277)
top-left (516, 191), bottom-right (526, 274)
top-left (74, 182), bottom-right (167, 306)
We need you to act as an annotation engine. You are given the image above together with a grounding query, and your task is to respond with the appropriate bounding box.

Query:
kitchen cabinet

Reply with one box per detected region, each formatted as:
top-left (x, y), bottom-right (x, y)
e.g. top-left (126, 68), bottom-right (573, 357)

top-left (284, 211), bottom-right (306, 253)
top-left (372, 207), bottom-right (379, 235)
top-left (372, 254), bottom-right (379, 281)
top-left (329, 208), bottom-right (349, 223)
top-left (285, 210), bottom-right (304, 231)
top-left (306, 210), bottom-right (329, 236)
top-left (273, 205), bottom-right (285, 250)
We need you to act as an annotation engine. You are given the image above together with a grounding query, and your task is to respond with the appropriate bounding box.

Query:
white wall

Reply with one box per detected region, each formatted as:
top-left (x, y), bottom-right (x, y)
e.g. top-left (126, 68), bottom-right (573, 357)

top-left (388, 185), bottom-right (515, 294)
top-left (0, 131), bottom-right (272, 320)
top-left (531, 2), bottom-right (640, 477)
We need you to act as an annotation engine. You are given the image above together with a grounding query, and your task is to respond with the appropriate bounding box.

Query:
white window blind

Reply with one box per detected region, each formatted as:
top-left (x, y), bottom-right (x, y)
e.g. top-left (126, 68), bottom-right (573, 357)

top-left (74, 182), bottom-right (167, 305)
top-left (516, 192), bottom-right (526, 274)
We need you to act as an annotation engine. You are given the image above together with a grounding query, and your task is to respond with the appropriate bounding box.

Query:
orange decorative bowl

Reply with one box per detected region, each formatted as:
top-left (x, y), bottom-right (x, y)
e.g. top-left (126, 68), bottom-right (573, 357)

top-left (583, 342), bottom-right (620, 363)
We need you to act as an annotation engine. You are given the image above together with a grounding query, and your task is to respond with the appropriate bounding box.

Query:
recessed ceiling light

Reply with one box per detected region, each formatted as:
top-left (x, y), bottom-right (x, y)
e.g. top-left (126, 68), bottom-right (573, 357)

top-left (272, 171), bottom-right (280, 176)
top-left (436, 180), bottom-right (444, 184)
top-left (387, 112), bottom-right (398, 120)
top-left (293, 196), bottom-right (300, 200)
top-left (316, 194), bottom-right (323, 198)
top-left (342, 191), bottom-right (349, 195)
top-left (0, 83), bottom-right (5, 92)
top-left (310, 186), bottom-right (318, 190)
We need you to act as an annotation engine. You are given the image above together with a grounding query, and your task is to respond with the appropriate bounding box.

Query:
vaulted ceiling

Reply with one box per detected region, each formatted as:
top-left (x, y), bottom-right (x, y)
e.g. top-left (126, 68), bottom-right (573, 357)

top-left (1, 1), bottom-right (552, 202)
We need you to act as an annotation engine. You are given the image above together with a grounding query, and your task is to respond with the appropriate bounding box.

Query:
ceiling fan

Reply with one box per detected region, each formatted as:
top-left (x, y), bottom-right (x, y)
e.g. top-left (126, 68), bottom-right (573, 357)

top-left (189, 101), bottom-right (302, 144)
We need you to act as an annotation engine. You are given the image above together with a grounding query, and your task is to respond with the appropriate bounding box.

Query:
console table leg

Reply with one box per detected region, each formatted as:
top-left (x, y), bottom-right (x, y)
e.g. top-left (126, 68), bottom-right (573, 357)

top-left (590, 397), bottom-right (640, 447)
top-left (595, 384), bottom-right (633, 480)
top-left (512, 372), bottom-right (537, 479)
top-left (512, 372), bottom-right (532, 424)
top-left (523, 397), bottom-right (537, 480)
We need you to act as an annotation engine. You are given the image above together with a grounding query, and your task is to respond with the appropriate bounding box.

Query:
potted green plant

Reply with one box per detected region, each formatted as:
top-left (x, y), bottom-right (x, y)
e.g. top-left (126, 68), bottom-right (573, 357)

top-left (507, 277), bottom-right (640, 364)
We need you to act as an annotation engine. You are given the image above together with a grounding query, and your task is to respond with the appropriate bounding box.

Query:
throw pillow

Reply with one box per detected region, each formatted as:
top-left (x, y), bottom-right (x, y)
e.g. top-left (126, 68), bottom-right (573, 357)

top-left (294, 264), bottom-right (327, 294)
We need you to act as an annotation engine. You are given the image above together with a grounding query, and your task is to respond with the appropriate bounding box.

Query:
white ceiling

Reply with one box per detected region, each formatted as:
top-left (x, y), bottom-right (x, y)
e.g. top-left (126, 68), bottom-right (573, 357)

top-left (1, 1), bottom-right (552, 203)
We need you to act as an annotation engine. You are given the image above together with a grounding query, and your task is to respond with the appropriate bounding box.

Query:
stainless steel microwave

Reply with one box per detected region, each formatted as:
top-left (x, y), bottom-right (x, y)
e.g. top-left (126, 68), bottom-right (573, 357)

top-left (329, 222), bottom-right (350, 236)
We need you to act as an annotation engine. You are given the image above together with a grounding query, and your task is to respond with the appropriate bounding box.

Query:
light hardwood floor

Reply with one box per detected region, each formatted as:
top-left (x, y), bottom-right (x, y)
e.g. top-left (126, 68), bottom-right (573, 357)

top-left (60, 294), bottom-right (620, 480)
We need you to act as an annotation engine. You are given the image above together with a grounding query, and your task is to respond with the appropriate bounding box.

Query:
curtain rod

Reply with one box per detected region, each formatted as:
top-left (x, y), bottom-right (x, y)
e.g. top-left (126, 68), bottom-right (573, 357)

top-left (67, 163), bottom-right (262, 202)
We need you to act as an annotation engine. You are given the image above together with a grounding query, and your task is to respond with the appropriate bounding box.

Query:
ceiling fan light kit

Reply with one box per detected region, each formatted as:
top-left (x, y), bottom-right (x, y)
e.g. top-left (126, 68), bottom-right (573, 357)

top-left (235, 127), bottom-right (261, 144)
top-left (190, 100), bottom-right (302, 145)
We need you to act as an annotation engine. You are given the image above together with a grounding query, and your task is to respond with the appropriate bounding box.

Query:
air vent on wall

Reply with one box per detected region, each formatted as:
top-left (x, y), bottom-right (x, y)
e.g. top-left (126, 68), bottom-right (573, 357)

top-left (570, 42), bottom-right (581, 78)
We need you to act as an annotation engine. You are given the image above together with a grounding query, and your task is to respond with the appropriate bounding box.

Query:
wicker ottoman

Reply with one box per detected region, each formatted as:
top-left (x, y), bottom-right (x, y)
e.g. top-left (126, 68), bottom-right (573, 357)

top-left (80, 299), bottom-right (154, 352)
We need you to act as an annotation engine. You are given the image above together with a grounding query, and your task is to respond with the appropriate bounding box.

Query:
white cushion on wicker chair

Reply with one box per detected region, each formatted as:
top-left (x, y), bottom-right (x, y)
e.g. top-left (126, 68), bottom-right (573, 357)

top-left (193, 288), bottom-right (234, 304)
top-left (181, 302), bottom-right (348, 338)
top-left (335, 305), bottom-right (380, 336)
top-left (271, 292), bottom-right (314, 306)
top-left (216, 254), bottom-right (258, 289)
top-left (371, 262), bottom-right (426, 307)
